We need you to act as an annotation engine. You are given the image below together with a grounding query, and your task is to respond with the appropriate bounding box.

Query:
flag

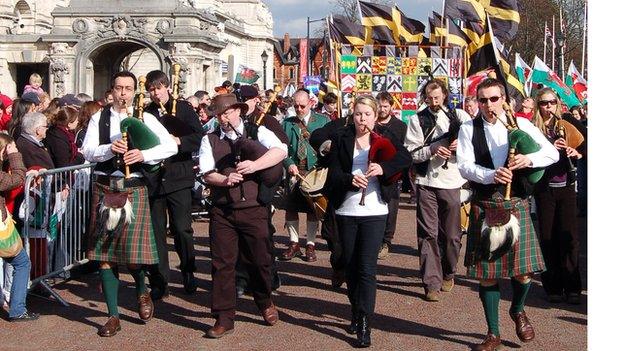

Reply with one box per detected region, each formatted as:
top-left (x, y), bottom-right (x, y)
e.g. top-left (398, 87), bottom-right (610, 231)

top-left (358, 1), bottom-right (425, 45)
top-left (444, 0), bottom-right (486, 24)
top-left (531, 56), bottom-right (581, 107)
top-left (329, 15), bottom-right (372, 46)
top-left (429, 11), bottom-right (446, 45)
top-left (465, 17), bottom-right (496, 76)
top-left (465, 69), bottom-right (493, 97)
top-left (514, 53), bottom-right (532, 95)
top-left (447, 17), bottom-right (470, 48)
top-left (235, 65), bottom-right (259, 84)
top-left (482, 0), bottom-right (520, 42)
top-left (565, 60), bottom-right (587, 103)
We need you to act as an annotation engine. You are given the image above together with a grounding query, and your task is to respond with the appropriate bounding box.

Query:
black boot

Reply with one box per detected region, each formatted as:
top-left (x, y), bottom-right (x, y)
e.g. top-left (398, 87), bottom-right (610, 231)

top-left (347, 311), bottom-right (358, 335)
top-left (356, 314), bottom-right (371, 348)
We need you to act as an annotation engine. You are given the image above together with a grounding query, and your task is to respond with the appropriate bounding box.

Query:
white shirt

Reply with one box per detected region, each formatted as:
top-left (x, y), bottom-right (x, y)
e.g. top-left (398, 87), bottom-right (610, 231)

top-left (335, 146), bottom-right (388, 217)
top-left (82, 107), bottom-right (178, 177)
top-left (198, 123), bottom-right (287, 174)
top-left (404, 107), bottom-right (471, 189)
top-left (456, 113), bottom-right (559, 185)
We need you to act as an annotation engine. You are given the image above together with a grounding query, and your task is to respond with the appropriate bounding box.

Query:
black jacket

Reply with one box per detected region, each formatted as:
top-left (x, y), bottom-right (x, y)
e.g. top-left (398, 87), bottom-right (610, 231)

top-left (15, 135), bottom-right (55, 170)
top-left (323, 124), bottom-right (411, 207)
top-left (43, 126), bottom-right (85, 168)
top-left (377, 116), bottom-right (407, 144)
top-left (144, 97), bottom-right (203, 195)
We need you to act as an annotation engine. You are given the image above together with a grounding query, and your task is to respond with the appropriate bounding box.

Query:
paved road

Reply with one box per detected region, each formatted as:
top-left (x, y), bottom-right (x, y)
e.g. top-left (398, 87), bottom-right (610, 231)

top-left (2, 198), bottom-right (587, 350)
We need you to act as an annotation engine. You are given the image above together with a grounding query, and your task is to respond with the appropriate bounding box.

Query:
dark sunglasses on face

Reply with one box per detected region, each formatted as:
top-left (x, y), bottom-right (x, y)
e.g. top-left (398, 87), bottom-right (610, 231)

top-left (538, 99), bottom-right (558, 107)
top-left (478, 96), bottom-right (502, 104)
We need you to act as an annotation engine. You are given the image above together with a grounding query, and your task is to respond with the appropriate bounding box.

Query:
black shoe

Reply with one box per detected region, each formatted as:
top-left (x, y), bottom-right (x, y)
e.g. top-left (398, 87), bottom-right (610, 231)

top-left (150, 285), bottom-right (169, 301)
top-left (356, 314), bottom-right (371, 348)
top-left (183, 272), bottom-right (197, 294)
top-left (347, 312), bottom-right (358, 335)
top-left (9, 311), bottom-right (40, 322)
top-left (271, 273), bottom-right (281, 291)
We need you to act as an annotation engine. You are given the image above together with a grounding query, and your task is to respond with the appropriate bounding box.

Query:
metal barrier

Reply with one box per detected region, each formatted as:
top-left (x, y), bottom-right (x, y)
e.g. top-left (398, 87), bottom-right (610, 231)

top-left (21, 163), bottom-right (95, 306)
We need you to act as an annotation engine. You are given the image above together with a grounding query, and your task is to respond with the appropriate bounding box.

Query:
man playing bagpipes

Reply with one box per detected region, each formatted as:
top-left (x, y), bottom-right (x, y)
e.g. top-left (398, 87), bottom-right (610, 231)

top-left (82, 71), bottom-right (178, 337)
top-left (198, 93), bottom-right (287, 338)
top-left (143, 69), bottom-right (204, 299)
top-left (405, 79), bottom-right (472, 302)
top-left (456, 78), bottom-right (559, 351)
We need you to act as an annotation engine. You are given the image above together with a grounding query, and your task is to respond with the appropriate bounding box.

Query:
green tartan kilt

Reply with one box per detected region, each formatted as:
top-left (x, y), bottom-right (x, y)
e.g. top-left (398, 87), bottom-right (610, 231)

top-left (464, 196), bottom-right (545, 279)
top-left (87, 182), bottom-right (158, 265)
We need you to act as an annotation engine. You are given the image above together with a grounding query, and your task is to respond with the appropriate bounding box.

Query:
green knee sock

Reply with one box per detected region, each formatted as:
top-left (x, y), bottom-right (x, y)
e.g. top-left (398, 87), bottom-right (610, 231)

top-left (510, 279), bottom-right (531, 314)
top-left (127, 267), bottom-right (147, 297)
top-left (100, 268), bottom-right (119, 317)
top-left (479, 284), bottom-right (500, 337)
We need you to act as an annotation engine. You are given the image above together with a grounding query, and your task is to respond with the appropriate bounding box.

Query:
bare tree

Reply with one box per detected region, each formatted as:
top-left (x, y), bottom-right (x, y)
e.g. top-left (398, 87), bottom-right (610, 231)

top-left (331, 0), bottom-right (393, 23)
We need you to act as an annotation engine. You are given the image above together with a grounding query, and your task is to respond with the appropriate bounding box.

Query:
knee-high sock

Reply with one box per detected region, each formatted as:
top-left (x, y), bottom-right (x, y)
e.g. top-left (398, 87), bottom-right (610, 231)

top-left (306, 221), bottom-right (318, 245)
top-left (286, 220), bottom-right (299, 243)
top-left (100, 268), bottom-right (119, 317)
top-left (510, 278), bottom-right (531, 314)
top-left (128, 267), bottom-right (147, 297)
top-left (479, 284), bottom-right (500, 336)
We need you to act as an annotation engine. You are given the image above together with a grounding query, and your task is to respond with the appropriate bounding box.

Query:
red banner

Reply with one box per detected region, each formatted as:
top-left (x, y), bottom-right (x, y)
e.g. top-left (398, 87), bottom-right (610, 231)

top-left (299, 38), bottom-right (308, 84)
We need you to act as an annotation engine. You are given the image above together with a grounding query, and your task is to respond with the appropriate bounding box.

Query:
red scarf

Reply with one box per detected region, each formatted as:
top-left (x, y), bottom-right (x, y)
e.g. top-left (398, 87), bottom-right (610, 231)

top-left (57, 126), bottom-right (78, 162)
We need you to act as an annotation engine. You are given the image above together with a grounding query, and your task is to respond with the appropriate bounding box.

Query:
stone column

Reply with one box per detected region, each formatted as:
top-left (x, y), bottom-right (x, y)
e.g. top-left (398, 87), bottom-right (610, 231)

top-left (47, 43), bottom-right (73, 98)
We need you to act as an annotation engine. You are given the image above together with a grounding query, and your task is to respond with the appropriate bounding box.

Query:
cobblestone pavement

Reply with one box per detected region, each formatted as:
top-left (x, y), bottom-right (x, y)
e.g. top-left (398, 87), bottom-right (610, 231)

top-left (2, 197), bottom-right (587, 350)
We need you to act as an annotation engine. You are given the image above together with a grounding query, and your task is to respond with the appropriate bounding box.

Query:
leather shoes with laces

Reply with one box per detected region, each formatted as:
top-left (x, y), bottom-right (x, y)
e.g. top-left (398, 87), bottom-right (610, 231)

top-left (261, 303), bottom-right (279, 326)
top-left (280, 242), bottom-right (302, 261)
top-left (304, 244), bottom-right (317, 262)
top-left (183, 272), bottom-right (197, 294)
top-left (138, 292), bottom-right (154, 321)
top-left (207, 322), bottom-right (234, 339)
top-left (509, 310), bottom-right (535, 342)
top-left (97, 316), bottom-right (121, 337)
top-left (472, 333), bottom-right (501, 351)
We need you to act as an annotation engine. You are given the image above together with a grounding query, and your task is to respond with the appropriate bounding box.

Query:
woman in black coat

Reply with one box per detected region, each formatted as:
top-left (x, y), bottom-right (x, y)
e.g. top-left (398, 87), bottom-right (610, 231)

top-left (324, 95), bottom-right (410, 348)
top-left (44, 106), bottom-right (85, 168)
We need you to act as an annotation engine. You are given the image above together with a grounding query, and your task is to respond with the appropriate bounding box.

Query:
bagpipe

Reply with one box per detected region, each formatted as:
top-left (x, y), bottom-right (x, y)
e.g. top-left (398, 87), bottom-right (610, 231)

top-left (158, 63), bottom-right (194, 137)
top-left (551, 112), bottom-right (584, 184)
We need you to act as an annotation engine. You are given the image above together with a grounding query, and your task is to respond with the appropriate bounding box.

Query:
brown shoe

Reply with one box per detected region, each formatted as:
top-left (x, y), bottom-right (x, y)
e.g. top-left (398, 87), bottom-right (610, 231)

top-left (280, 242), bottom-right (302, 261)
top-left (138, 292), bottom-right (154, 322)
top-left (424, 289), bottom-right (440, 302)
top-left (261, 303), bottom-right (279, 326)
top-left (97, 316), bottom-right (121, 337)
top-left (472, 333), bottom-right (501, 351)
top-left (207, 322), bottom-right (234, 339)
top-left (304, 244), bottom-right (317, 262)
top-left (441, 278), bottom-right (455, 292)
top-left (509, 310), bottom-right (535, 342)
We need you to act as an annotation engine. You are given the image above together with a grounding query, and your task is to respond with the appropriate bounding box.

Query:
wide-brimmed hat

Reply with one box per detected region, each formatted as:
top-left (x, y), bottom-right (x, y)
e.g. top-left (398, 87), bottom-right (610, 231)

top-left (209, 93), bottom-right (248, 116)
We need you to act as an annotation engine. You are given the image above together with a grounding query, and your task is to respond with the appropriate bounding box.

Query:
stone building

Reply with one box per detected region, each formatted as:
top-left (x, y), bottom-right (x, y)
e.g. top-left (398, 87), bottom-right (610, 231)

top-left (0, 0), bottom-right (275, 100)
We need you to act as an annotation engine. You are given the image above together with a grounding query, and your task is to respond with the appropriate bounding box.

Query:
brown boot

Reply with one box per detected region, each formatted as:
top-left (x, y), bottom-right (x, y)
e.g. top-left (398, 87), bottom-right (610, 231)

top-left (304, 244), bottom-right (317, 262)
top-left (280, 242), bottom-right (302, 261)
top-left (261, 303), bottom-right (279, 326)
top-left (472, 333), bottom-right (501, 351)
top-left (207, 321), bottom-right (234, 338)
top-left (97, 316), bottom-right (121, 337)
top-left (509, 310), bottom-right (535, 342)
top-left (138, 292), bottom-right (154, 322)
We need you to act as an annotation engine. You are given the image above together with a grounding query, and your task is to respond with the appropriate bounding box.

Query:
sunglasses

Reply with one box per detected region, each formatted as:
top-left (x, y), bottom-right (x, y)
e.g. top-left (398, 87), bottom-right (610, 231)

top-left (294, 104), bottom-right (308, 110)
top-left (538, 99), bottom-right (558, 107)
top-left (478, 96), bottom-right (502, 104)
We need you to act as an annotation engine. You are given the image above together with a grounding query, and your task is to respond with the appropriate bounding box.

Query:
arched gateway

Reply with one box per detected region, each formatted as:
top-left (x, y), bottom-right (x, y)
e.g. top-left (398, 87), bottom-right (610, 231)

top-left (0, 0), bottom-right (275, 99)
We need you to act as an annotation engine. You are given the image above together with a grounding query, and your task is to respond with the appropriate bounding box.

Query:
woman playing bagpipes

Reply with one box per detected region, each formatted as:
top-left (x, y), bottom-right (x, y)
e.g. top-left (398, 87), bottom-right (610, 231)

top-left (323, 95), bottom-right (410, 348)
top-left (456, 78), bottom-right (559, 351)
top-left (531, 88), bottom-right (586, 305)
top-left (81, 71), bottom-right (177, 337)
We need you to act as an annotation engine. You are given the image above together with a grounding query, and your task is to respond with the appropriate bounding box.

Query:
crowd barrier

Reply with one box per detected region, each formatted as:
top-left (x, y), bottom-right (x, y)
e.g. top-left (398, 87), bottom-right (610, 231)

top-left (21, 163), bottom-right (95, 306)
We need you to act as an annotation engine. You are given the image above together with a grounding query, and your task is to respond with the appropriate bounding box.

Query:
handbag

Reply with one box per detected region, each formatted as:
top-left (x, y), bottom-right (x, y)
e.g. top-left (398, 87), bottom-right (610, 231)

top-left (0, 210), bottom-right (23, 258)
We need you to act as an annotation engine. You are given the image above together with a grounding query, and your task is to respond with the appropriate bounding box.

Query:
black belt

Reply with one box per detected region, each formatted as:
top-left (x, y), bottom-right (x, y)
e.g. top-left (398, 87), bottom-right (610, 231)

top-left (95, 175), bottom-right (147, 187)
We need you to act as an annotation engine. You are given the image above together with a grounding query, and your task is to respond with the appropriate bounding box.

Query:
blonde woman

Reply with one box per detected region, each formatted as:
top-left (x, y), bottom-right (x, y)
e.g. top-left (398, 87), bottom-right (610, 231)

top-left (324, 95), bottom-right (410, 347)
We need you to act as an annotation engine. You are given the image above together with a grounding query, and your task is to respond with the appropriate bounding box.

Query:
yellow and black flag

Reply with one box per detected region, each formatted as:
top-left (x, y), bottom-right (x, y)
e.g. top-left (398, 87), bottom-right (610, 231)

top-left (329, 15), bottom-right (372, 47)
top-left (447, 18), bottom-right (470, 48)
top-left (358, 0), bottom-right (425, 45)
top-left (465, 18), bottom-right (495, 76)
top-left (444, 0), bottom-right (486, 24)
top-left (481, 0), bottom-right (520, 42)
top-left (429, 11), bottom-right (446, 45)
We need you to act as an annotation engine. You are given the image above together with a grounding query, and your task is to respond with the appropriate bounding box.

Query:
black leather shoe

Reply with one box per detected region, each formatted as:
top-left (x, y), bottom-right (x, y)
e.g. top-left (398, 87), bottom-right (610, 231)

top-left (9, 311), bottom-right (40, 322)
top-left (183, 272), bottom-right (197, 294)
top-left (347, 312), bottom-right (358, 335)
top-left (150, 285), bottom-right (169, 301)
top-left (356, 314), bottom-right (371, 348)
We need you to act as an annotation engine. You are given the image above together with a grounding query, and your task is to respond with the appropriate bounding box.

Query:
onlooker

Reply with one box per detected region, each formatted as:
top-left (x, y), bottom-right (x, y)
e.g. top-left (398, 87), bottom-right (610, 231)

top-left (101, 89), bottom-right (114, 106)
top-left (8, 98), bottom-right (37, 139)
top-left (318, 92), bottom-right (338, 121)
top-left (0, 94), bottom-right (13, 132)
top-left (464, 96), bottom-right (479, 118)
top-left (23, 73), bottom-right (44, 96)
top-left (37, 92), bottom-right (51, 112)
top-left (76, 93), bottom-right (92, 105)
top-left (194, 90), bottom-right (210, 105)
top-left (0, 133), bottom-right (39, 322)
top-left (14, 112), bottom-right (54, 170)
top-left (42, 98), bottom-right (62, 124)
top-left (75, 101), bottom-right (101, 148)
top-left (186, 95), bottom-right (199, 110)
top-left (515, 97), bottom-right (535, 121)
top-left (58, 94), bottom-right (83, 109)
top-left (43, 106), bottom-right (85, 168)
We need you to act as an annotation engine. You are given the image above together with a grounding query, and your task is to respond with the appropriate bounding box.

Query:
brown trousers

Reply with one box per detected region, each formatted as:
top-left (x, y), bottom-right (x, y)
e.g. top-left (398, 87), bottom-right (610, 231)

top-left (416, 185), bottom-right (462, 292)
top-left (209, 205), bottom-right (273, 327)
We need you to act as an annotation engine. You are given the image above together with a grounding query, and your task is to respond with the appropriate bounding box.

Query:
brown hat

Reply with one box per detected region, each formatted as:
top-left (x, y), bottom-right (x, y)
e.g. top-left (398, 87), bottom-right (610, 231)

top-left (209, 93), bottom-right (248, 116)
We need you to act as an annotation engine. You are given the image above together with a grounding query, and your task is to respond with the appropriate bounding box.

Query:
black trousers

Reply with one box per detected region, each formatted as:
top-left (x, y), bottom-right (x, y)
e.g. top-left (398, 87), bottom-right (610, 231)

top-left (148, 187), bottom-right (196, 287)
top-left (337, 214), bottom-right (387, 316)
top-left (534, 184), bottom-right (582, 295)
top-left (321, 205), bottom-right (343, 271)
top-left (383, 185), bottom-right (400, 245)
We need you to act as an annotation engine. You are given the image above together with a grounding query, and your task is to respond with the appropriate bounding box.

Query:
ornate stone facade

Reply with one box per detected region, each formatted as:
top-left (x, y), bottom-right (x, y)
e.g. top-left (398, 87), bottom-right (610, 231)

top-left (0, 0), bottom-right (274, 99)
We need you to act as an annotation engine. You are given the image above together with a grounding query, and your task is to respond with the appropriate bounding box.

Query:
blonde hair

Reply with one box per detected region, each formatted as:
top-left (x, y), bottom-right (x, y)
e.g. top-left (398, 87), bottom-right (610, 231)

top-left (354, 95), bottom-right (378, 114)
top-left (532, 88), bottom-right (563, 135)
top-left (29, 73), bottom-right (43, 85)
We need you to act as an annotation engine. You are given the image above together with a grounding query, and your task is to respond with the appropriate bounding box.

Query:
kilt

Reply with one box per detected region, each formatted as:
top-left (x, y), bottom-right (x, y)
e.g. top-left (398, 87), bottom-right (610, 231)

top-left (278, 177), bottom-right (315, 214)
top-left (464, 196), bottom-right (545, 279)
top-left (87, 181), bottom-right (158, 265)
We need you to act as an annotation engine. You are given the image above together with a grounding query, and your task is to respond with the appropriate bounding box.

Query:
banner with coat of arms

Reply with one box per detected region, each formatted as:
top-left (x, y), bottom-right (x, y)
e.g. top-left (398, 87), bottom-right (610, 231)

top-left (338, 45), bottom-right (464, 123)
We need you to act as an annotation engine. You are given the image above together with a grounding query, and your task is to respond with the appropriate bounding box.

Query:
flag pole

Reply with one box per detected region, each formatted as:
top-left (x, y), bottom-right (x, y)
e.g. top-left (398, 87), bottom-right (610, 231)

top-left (559, 7), bottom-right (566, 78)
top-left (581, 0), bottom-right (587, 76)
top-left (543, 22), bottom-right (547, 62)
top-left (551, 15), bottom-right (555, 68)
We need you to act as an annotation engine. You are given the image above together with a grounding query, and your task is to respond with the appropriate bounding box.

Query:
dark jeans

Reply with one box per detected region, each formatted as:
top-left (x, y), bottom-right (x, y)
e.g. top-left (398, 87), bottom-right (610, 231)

top-left (383, 185), bottom-right (400, 245)
top-left (336, 214), bottom-right (387, 316)
top-left (534, 184), bottom-right (582, 295)
top-left (148, 187), bottom-right (196, 288)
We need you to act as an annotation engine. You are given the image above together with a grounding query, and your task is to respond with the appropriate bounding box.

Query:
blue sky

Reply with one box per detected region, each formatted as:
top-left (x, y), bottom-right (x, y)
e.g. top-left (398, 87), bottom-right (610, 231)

top-left (264, 0), bottom-right (442, 38)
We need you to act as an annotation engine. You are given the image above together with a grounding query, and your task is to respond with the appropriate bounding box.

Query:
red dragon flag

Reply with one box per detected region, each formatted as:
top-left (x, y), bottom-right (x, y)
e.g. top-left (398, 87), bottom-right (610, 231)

top-left (565, 60), bottom-right (587, 104)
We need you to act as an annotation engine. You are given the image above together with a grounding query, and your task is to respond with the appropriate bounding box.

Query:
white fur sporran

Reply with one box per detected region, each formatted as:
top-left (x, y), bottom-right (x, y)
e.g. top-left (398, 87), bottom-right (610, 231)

top-left (479, 214), bottom-right (520, 262)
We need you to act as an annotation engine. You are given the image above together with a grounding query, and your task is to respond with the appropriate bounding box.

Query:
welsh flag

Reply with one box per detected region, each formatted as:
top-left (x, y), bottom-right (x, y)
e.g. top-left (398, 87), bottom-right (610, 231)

top-left (465, 69), bottom-right (494, 97)
top-left (515, 53), bottom-right (532, 96)
top-left (235, 65), bottom-right (260, 84)
top-left (530, 56), bottom-right (580, 107)
top-left (565, 60), bottom-right (587, 104)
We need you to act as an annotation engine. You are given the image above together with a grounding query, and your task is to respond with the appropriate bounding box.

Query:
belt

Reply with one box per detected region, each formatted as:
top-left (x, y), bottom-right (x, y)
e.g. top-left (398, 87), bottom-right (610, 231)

top-left (95, 175), bottom-right (147, 188)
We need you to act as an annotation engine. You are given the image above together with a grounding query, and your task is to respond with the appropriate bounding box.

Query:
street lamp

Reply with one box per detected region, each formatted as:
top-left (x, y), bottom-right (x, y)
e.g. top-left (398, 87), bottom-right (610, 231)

top-left (307, 16), bottom-right (325, 76)
top-left (556, 34), bottom-right (565, 78)
top-left (261, 49), bottom-right (268, 90)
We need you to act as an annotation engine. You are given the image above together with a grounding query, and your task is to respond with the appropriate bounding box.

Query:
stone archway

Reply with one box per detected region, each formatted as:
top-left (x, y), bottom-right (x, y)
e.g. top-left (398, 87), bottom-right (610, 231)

top-left (76, 38), bottom-right (166, 99)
